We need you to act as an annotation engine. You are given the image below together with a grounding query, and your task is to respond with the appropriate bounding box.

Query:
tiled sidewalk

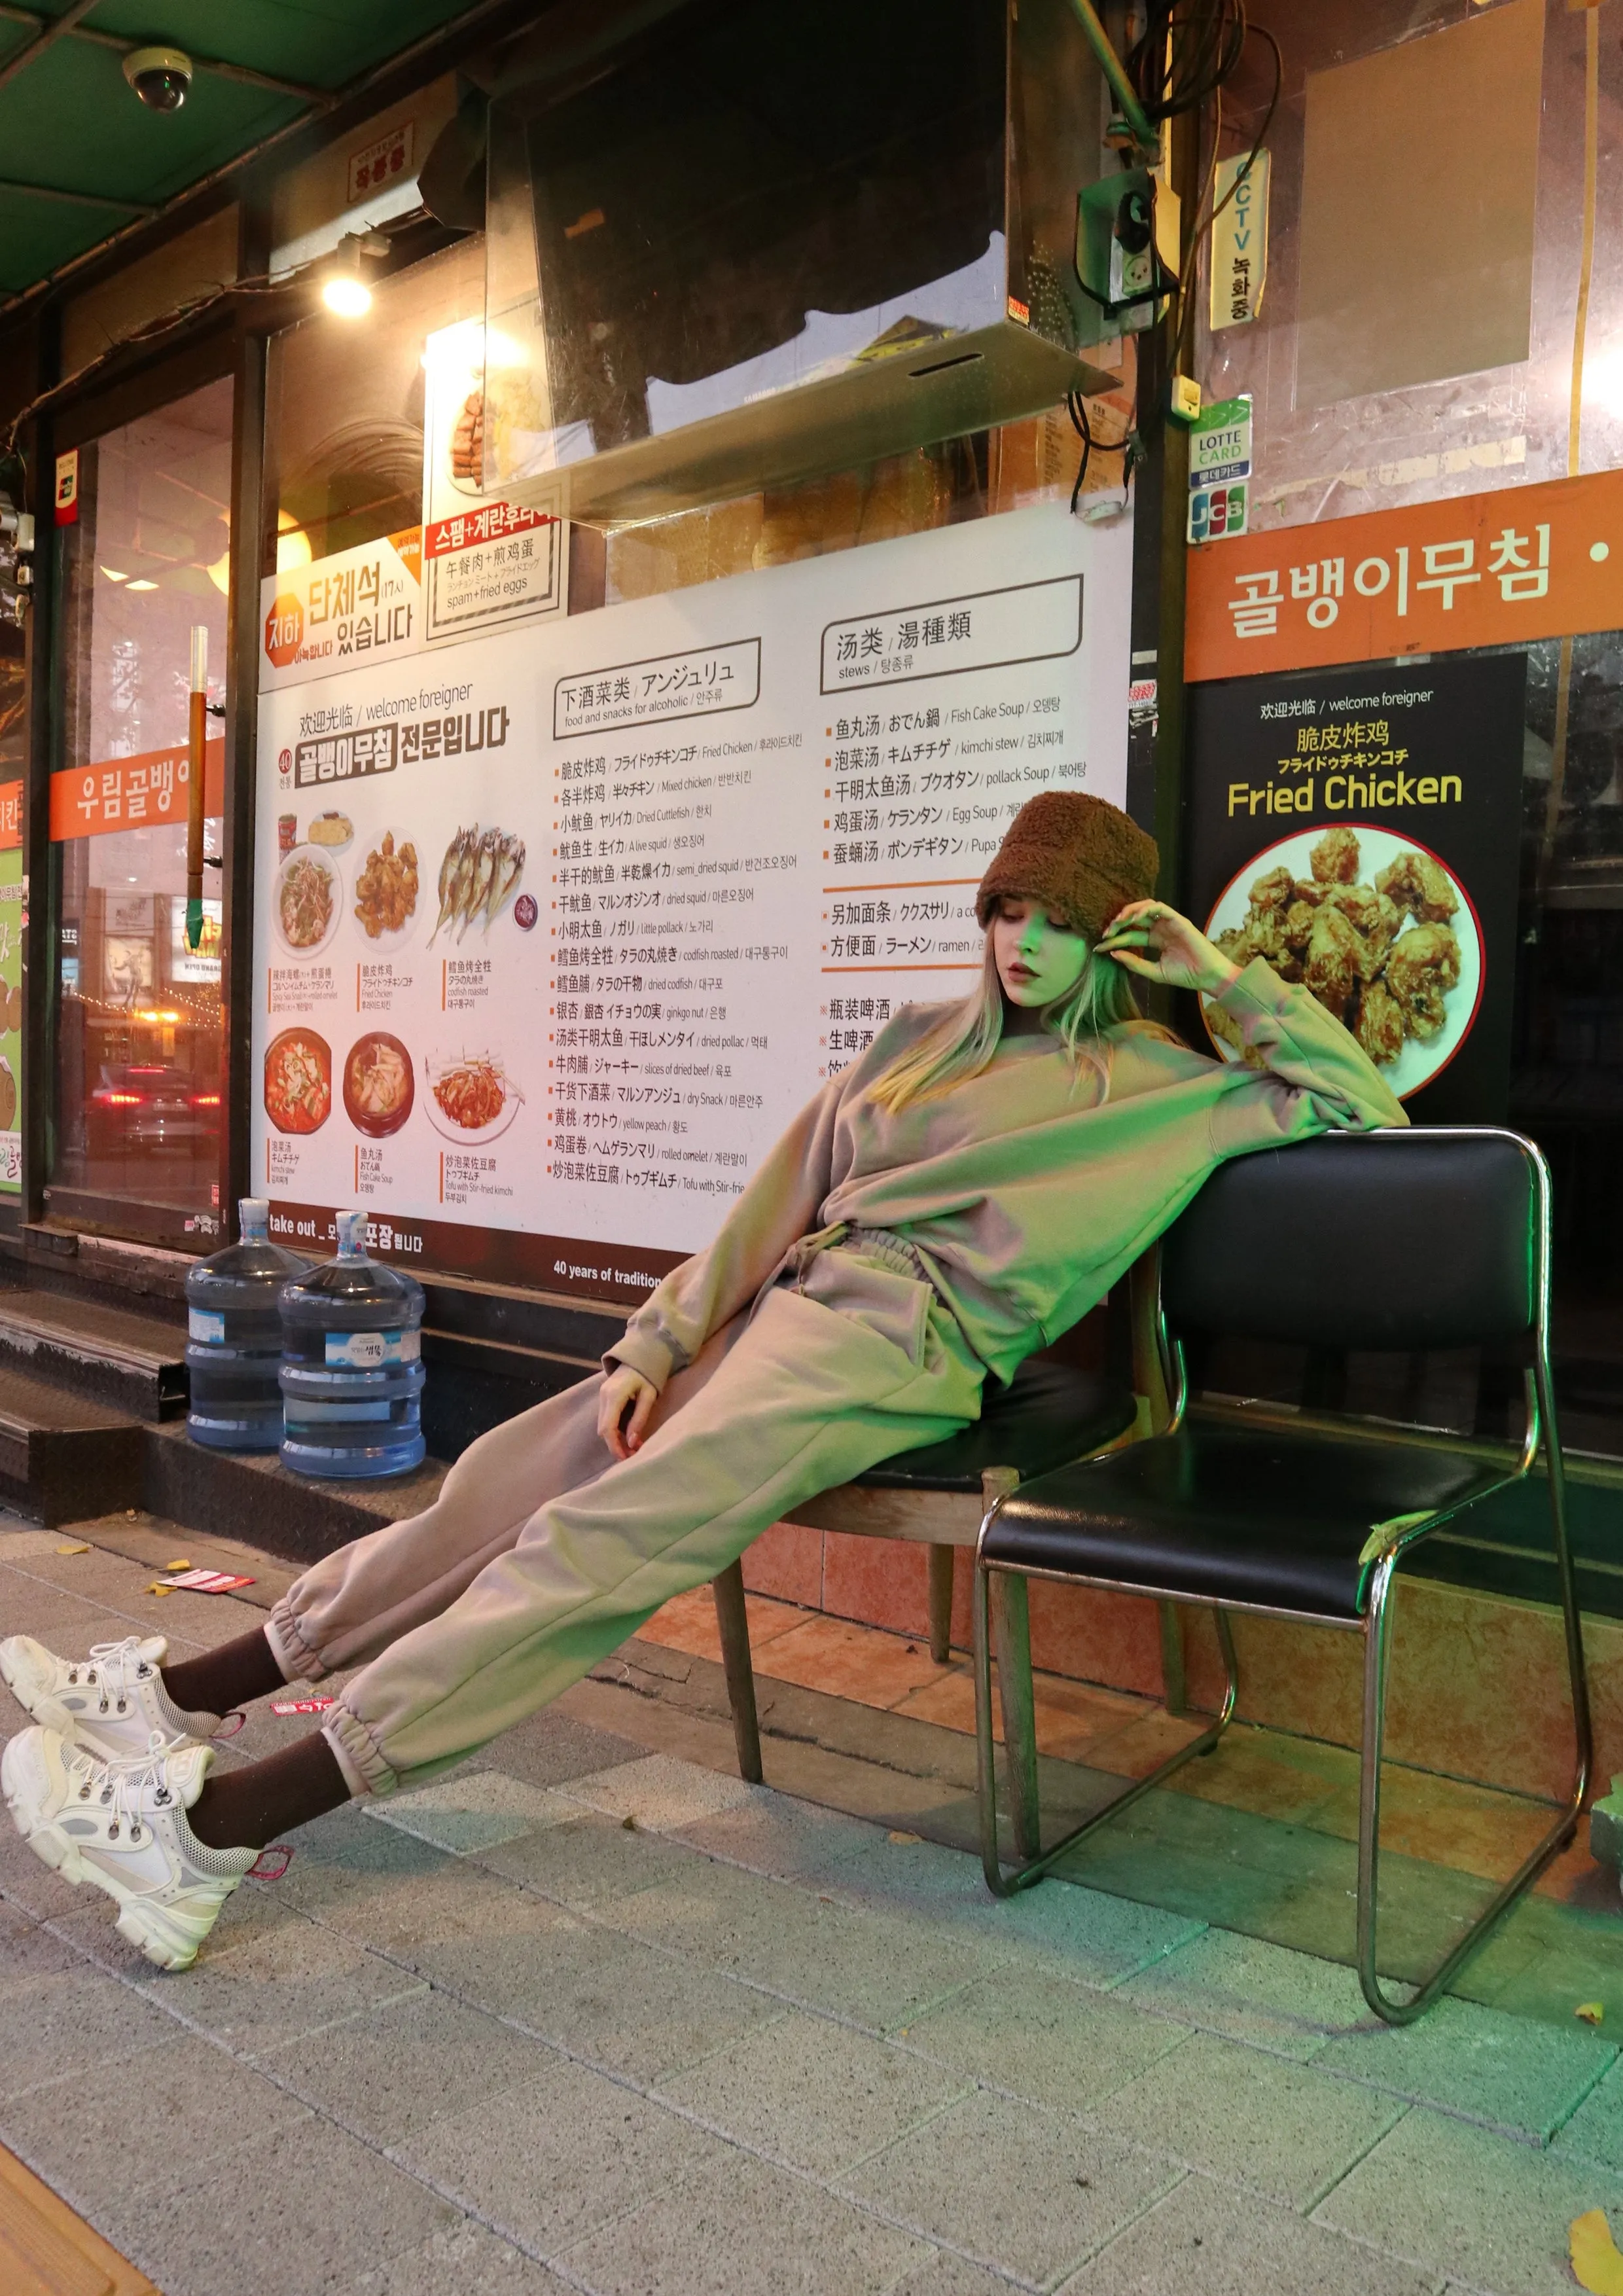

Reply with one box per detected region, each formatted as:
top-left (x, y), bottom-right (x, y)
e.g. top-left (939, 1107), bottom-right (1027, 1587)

top-left (5, 1520), bottom-right (1623, 2294)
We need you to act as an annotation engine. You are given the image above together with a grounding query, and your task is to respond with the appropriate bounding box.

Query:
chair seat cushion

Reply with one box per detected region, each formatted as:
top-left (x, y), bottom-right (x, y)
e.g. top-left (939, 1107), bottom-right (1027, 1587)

top-left (857, 1359), bottom-right (1137, 1494)
top-left (980, 1420), bottom-right (1514, 1619)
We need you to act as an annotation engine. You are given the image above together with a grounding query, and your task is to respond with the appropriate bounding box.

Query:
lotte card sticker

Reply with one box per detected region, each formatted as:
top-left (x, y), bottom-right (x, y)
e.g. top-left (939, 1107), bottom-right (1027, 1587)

top-left (1188, 397), bottom-right (1252, 546)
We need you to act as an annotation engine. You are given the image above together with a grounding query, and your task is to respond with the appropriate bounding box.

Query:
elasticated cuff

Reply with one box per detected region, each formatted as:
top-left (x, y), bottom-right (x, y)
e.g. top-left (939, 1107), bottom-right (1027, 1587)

top-left (1213, 954), bottom-right (1294, 1026)
top-left (264, 1600), bottom-right (329, 1688)
top-left (321, 1700), bottom-right (395, 1798)
top-left (603, 1328), bottom-right (678, 1391)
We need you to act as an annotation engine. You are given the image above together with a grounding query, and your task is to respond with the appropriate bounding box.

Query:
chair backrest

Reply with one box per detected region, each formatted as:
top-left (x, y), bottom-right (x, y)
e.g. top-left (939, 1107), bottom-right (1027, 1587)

top-left (1160, 1129), bottom-right (1544, 1355)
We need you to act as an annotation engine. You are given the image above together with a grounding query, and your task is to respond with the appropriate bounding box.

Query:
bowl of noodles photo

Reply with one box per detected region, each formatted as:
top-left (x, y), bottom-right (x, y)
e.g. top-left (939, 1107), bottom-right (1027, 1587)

top-left (272, 845), bottom-right (342, 961)
top-left (343, 1032), bottom-right (414, 1138)
top-left (1200, 825), bottom-right (1482, 1101)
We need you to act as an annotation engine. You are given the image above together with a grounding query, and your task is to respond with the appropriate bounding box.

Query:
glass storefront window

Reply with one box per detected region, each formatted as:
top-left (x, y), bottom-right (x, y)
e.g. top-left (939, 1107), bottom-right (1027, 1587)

top-left (1515, 632), bottom-right (1623, 1458)
top-left (263, 240), bottom-right (484, 570)
top-left (0, 624), bottom-right (21, 1197)
top-left (48, 378), bottom-right (232, 1247)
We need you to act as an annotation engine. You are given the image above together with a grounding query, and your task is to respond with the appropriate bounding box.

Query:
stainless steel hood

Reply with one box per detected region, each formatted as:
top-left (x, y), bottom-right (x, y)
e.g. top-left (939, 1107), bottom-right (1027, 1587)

top-left (478, 0), bottom-right (1125, 529)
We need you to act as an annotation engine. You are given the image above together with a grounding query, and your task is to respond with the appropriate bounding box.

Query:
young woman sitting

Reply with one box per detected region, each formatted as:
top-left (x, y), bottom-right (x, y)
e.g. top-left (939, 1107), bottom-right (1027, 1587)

top-left (1, 793), bottom-right (1403, 1968)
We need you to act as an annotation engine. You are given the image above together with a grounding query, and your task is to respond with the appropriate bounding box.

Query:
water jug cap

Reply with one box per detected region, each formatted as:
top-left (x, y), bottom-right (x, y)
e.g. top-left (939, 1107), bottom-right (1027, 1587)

top-left (239, 1198), bottom-right (270, 1240)
top-left (336, 1211), bottom-right (368, 1258)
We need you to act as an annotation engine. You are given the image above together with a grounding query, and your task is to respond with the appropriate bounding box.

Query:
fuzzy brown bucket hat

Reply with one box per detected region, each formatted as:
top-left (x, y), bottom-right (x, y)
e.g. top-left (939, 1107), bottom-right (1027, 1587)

top-left (976, 791), bottom-right (1158, 939)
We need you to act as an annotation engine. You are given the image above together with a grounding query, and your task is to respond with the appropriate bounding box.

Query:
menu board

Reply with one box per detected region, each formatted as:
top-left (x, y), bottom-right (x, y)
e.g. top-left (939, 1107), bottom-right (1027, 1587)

top-left (1185, 653), bottom-right (1526, 1124)
top-left (252, 502), bottom-right (1131, 1305)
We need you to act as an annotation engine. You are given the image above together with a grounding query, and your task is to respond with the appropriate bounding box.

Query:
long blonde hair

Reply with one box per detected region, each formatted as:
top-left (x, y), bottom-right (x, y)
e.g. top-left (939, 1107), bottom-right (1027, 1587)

top-left (867, 924), bottom-right (1159, 1115)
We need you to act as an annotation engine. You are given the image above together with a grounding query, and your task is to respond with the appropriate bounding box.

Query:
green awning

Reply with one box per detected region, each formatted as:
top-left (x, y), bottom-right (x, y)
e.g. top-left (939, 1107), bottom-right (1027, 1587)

top-left (0, 0), bottom-right (491, 298)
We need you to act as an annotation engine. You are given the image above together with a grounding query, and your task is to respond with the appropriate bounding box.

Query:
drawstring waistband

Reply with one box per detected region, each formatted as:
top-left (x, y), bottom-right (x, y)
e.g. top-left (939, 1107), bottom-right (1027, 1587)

top-left (781, 1223), bottom-right (931, 1293)
top-left (839, 1227), bottom-right (930, 1282)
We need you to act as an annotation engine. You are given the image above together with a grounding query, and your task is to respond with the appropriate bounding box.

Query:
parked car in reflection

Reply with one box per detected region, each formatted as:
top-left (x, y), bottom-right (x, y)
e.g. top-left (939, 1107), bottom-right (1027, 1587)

top-left (85, 1064), bottom-right (221, 1160)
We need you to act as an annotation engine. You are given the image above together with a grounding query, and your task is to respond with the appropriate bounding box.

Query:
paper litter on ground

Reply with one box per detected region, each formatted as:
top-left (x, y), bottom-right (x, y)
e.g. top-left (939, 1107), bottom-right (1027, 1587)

top-left (149, 1568), bottom-right (257, 1594)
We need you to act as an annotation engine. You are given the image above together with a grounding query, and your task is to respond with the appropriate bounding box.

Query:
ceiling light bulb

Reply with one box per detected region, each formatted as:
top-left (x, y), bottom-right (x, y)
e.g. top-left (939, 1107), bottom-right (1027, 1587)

top-left (100, 566), bottom-right (128, 583)
top-left (276, 513), bottom-right (313, 572)
top-left (205, 551), bottom-right (231, 596)
top-left (126, 578), bottom-right (158, 592)
top-left (322, 274), bottom-right (372, 319)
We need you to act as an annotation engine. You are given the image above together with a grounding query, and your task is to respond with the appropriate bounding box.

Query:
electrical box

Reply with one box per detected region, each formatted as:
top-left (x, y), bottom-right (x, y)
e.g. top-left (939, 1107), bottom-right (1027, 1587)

top-left (1076, 166), bottom-right (1180, 336)
top-left (478, 0), bottom-right (1125, 529)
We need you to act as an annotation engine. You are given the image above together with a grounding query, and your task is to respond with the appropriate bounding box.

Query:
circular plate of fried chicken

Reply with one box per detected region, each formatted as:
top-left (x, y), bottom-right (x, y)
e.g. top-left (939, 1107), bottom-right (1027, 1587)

top-left (1200, 825), bottom-right (1480, 1100)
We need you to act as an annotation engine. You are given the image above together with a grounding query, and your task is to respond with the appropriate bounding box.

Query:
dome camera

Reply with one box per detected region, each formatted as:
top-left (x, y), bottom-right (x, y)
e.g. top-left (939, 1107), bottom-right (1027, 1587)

top-left (122, 47), bottom-right (193, 113)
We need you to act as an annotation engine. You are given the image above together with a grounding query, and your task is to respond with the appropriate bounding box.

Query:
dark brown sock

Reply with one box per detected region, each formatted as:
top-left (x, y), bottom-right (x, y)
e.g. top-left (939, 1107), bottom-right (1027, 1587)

top-left (187, 1734), bottom-right (351, 1851)
top-left (162, 1627), bottom-right (287, 1719)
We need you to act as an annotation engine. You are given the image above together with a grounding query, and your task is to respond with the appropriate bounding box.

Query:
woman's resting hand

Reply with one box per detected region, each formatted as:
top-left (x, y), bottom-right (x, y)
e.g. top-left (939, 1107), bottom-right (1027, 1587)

top-left (1097, 899), bottom-right (1243, 997)
top-left (597, 1363), bottom-right (658, 1460)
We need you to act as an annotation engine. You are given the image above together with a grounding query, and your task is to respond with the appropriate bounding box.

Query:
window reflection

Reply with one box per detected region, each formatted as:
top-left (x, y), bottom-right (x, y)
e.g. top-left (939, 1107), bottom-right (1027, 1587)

top-left (1514, 632), bottom-right (1623, 1456)
top-left (49, 378), bottom-right (231, 1247)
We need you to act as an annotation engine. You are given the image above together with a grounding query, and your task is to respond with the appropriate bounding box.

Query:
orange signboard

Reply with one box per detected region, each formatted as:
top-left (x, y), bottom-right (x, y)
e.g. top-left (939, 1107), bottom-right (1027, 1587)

top-left (1185, 465), bottom-right (1623, 683)
top-left (49, 740), bottom-right (224, 841)
top-left (0, 781), bottom-right (20, 852)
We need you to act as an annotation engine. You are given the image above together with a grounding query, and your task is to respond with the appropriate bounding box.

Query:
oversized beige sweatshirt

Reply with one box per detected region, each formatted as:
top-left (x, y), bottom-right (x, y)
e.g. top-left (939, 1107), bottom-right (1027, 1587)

top-left (609, 957), bottom-right (1408, 1392)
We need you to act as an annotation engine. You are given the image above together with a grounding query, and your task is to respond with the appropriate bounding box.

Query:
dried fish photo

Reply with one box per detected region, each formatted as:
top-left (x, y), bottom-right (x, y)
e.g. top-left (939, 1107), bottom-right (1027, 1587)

top-left (431, 824), bottom-right (527, 945)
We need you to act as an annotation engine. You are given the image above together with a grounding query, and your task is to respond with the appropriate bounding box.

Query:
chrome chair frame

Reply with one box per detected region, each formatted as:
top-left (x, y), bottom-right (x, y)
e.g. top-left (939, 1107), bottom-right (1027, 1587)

top-left (972, 1128), bottom-right (1594, 2024)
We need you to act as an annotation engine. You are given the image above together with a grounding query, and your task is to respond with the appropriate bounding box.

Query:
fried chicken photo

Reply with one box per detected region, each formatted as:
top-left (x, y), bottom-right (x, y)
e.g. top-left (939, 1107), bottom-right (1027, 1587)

top-left (1247, 864), bottom-right (1296, 916)
top-left (1324, 884), bottom-right (1403, 977)
top-left (1302, 904), bottom-right (1363, 1020)
top-left (1376, 848), bottom-right (1459, 924)
top-left (1384, 920), bottom-right (1461, 1040)
top-left (1207, 831), bottom-right (1467, 1075)
top-left (1353, 977), bottom-right (1407, 1066)
top-left (1279, 899), bottom-right (1320, 974)
top-left (1311, 825), bottom-right (1361, 884)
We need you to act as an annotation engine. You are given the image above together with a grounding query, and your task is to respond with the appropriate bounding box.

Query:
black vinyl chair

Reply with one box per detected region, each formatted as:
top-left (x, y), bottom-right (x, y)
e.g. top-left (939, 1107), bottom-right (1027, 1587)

top-left (972, 1128), bottom-right (1594, 2024)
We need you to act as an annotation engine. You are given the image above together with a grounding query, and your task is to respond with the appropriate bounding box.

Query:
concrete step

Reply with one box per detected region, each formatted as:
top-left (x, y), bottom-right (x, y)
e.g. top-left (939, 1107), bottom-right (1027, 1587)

top-left (142, 1418), bottom-right (448, 1568)
top-left (0, 1366), bottom-right (144, 1526)
top-left (0, 1289), bottom-right (187, 1423)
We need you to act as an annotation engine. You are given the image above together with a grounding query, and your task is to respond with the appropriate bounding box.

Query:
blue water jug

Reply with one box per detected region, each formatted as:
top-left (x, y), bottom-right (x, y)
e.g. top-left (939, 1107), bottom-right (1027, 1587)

top-left (278, 1211), bottom-right (427, 1479)
top-left (185, 1199), bottom-right (310, 1452)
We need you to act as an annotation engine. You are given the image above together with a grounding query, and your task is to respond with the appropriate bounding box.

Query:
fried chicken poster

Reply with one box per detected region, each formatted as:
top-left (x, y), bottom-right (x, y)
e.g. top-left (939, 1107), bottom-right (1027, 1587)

top-left (1184, 653), bottom-right (1526, 1123)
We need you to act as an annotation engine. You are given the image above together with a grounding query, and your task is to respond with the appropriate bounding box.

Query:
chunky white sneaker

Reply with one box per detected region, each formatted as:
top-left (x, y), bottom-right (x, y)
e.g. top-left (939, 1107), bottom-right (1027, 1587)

top-left (2, 1727), bottom-right (258, 1970)
top-left (0, 1634), bottom-right (213, 1761)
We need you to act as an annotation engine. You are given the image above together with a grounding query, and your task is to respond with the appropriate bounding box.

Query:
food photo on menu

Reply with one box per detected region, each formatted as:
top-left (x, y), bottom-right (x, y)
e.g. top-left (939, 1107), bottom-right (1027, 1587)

top-left (1202, 825), bottom-right (1479, 1096)
top-left (263, 1028), bottom-right (332, 1135)
top-left (257, 771), bottom-right (536, 1208)
top-left (249, 499), bottom-right (1133, 1282)
top-left (344, 1033), bottom-right (414, 1136)
top-left (430, 823), bottom-right (526, 944)
top-left (425, 1051), bottom-right (520, 1141)
top-left (1185, 654), bottom-right (1525, 1125)
top-left (353, 831), bottom-right (420, 941)
top-left (275, 847), bottom-right (339, 956)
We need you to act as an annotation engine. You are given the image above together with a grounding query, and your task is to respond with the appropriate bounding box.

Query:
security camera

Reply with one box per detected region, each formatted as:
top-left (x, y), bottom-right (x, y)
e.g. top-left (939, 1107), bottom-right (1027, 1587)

top-left (122, 47), bottom-right (192, 112)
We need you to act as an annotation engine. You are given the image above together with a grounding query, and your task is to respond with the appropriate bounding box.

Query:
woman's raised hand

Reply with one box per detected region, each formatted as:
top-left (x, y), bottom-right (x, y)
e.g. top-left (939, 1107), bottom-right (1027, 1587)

top-left (597, 1363), bottom-right (658, 1460)
top-left (1097, 900), bottom-right (1243, 997)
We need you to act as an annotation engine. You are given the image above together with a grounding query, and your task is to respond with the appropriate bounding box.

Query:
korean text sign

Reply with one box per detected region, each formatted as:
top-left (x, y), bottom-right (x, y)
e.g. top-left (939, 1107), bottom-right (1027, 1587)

top-left (48, 742), bottom-right (224, 840)
top-left (1185, 465), bottom-right (1623, 683)
top-left (251, 503), bottom-right (1131, 1304)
